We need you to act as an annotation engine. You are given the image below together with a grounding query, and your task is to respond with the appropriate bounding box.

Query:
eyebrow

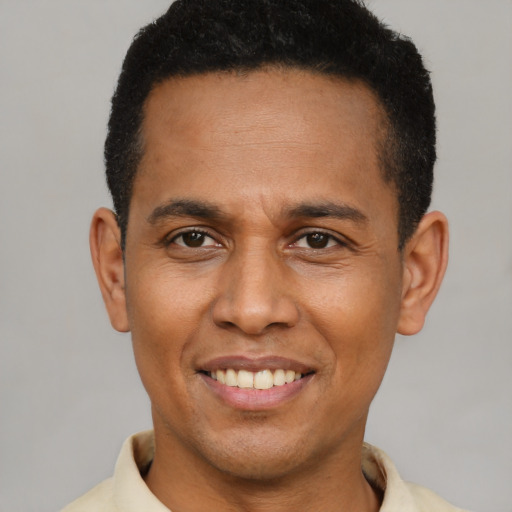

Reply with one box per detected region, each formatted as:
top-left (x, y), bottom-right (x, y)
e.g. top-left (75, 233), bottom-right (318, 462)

top-left (147, 198), bottom-right (368, 226)
top-left (147, 199), bottom-right (227, 224)
top-left (285, 201), bottom-right (368, 224)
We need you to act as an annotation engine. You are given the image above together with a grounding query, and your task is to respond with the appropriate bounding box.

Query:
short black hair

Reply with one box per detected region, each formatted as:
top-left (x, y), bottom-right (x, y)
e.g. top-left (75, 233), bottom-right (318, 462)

top-left (105, 0), bottom-right (436, 249)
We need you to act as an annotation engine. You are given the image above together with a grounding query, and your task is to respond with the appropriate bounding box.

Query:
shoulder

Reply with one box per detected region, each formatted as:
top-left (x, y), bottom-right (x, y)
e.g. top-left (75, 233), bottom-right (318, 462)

top-left (362, 443), bottom-right (471, 512)
top-left (60, 431), bottom-right (156, 512)
top-left (60, 478), bottom-right (115, 512)
top-left (404, 481), bottom-right (470, 512)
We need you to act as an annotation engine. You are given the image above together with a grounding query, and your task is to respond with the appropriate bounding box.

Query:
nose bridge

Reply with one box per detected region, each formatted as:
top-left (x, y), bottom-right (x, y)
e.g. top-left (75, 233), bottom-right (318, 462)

top-left (212, 239), bottom-right (299, 334)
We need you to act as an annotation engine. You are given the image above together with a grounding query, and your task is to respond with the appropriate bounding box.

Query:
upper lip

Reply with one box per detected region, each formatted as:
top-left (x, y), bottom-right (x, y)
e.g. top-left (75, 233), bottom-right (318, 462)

top-left (198, 355), bottom-right (315, 374)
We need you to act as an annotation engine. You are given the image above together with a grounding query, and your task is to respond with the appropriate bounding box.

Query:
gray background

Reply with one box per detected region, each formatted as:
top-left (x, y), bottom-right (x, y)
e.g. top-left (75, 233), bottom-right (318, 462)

top-left (0, 1), bottom-right (510, 511)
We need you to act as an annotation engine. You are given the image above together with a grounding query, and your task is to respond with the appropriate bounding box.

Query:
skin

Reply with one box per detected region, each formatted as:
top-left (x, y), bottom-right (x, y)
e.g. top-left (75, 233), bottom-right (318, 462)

top-left (91, 68), bottom-right (448, 512)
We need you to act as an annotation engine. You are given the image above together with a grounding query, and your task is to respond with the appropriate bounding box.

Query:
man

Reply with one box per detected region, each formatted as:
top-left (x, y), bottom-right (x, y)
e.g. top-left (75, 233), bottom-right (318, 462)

top-left (63, 0), bottom-right (468, 510)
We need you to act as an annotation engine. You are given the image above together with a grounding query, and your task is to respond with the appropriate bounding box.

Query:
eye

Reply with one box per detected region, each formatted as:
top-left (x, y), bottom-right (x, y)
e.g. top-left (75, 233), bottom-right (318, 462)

top-left (293, 232), bottom-right (340, 249)
top-left (172, 230), bottom-right (219, 248)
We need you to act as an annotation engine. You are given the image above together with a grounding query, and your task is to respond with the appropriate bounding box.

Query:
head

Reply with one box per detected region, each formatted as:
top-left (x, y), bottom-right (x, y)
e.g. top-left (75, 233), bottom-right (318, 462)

top-left (91, 0), bottom-right (448, 504)
top-left (105, 0), bottom-right (436, 251)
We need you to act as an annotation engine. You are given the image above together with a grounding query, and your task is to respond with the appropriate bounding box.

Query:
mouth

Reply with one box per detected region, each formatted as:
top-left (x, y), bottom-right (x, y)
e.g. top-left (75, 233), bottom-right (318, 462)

top-left (197, 357), bottom-right (315, 409)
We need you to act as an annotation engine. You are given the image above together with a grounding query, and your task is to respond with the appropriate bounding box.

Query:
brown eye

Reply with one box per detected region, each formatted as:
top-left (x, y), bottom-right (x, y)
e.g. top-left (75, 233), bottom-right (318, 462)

top-left (173, 230), bottom-right (217, 248)
top-left (292, 231), bottom-right (340, 250)
top-left (182, 232), bottom-right (205, 247)
top-left (306, 233), bottom-right (330, 249)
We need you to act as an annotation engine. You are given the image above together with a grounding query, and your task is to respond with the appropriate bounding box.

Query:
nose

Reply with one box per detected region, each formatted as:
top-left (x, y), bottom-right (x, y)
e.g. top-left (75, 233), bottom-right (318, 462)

top-left (211, 245), bottom-right (300, 335)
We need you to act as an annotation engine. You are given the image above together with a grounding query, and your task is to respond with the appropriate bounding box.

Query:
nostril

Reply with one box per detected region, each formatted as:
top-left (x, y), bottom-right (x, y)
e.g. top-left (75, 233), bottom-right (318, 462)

top-left (216, 320), bottom-right (237, 330)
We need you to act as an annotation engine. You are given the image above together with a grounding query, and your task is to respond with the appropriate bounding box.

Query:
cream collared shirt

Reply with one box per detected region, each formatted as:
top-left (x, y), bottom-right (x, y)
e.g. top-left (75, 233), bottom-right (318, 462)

top-left (62, 431), bottom-right (469, 512)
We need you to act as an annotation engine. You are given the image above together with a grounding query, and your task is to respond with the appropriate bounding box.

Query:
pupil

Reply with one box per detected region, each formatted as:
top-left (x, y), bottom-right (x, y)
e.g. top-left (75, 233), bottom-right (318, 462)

top-left (307, 233), bottom-right (328, 248)
top-left (183, 232), bottom-right (205, 247)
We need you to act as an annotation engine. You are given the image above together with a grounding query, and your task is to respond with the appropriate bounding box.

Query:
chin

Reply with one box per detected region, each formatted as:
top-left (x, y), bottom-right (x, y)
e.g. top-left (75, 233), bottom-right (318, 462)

top-left (195, 428), bottom-right (317, 482)
top-left (211, 451), bottom-right (303, 482)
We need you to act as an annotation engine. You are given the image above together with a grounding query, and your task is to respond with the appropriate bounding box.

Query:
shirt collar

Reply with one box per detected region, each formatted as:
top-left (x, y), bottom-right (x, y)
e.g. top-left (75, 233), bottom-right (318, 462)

top-left (113, 431), bottom-right (422, 512)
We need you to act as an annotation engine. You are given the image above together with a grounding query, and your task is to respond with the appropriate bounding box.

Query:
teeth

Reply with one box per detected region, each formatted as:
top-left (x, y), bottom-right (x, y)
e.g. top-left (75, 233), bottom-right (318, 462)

top-left (237, 370), bottom-right (254, 388)
top-left (285, 370), bottom-right (296, 384)
top-left (273, 369), bottom-right (286, 386)
top-left (225, 368), bottom-right (238, 387)
top-left (216, 369), bottom-right (226, 384)
top-left (254, 370), bottom-right (273, 390)
top-left (209, 368), bottom-right (304, 389)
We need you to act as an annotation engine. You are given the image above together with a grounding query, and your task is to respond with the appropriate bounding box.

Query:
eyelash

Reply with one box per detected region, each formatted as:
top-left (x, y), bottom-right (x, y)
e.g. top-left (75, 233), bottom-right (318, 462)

top-left (291, 230), bottom-right (349, 251)
top-left (164, 227), bottom-right (348, 251)
top-left (166, 228), bottom-right (219, 248)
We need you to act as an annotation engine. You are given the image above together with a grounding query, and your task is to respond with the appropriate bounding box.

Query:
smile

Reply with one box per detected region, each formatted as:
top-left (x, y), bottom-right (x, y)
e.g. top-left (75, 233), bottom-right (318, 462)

top-left (209, 369), bottom-right (302, 390)
top-left (199, 357), bottom-right (315, 409)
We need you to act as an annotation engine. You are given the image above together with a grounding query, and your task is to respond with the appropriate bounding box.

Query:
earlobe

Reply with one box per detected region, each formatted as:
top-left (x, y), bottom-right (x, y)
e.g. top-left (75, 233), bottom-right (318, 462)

top-left (90, 208), bottom-right (130, 333)
top-left (397, 211), bottom-right (449, 336)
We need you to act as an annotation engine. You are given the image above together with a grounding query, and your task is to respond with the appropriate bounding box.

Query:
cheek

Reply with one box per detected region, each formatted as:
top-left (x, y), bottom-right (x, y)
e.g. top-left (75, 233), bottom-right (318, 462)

top-left (125, 267), bottom-right (212, 396)
top-left (305, 261), bottom-right (402, 372)
top-left (127, 263), bottom-right (211, 337)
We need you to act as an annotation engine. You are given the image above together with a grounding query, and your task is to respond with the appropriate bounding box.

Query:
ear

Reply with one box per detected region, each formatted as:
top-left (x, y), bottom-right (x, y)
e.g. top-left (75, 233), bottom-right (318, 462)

top-left (89, 208), bottom-right (130, 332)
top-left (397, 211), bottom-right (449, 336)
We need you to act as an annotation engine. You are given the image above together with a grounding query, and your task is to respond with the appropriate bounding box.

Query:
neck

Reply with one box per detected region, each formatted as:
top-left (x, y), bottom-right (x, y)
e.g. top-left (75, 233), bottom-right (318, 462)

top-left (144, 424), bottom-right (381, 512)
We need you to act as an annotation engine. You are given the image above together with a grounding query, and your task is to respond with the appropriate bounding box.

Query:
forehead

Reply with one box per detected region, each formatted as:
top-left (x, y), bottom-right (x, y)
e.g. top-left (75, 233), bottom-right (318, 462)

top-left (135, 68), bottom-right (395, 228)
top-left (142, 68), bottom-right (387, 155)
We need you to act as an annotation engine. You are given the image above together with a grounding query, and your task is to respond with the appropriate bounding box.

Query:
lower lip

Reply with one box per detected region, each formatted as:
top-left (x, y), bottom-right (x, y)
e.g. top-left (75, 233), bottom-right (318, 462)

top-left (200, 373), bottom-right (313, 411)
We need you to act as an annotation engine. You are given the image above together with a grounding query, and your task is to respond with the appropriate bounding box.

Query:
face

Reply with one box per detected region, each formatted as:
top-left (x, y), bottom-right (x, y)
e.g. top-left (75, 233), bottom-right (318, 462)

top-left (122, 69), bottom-right (404, 479)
